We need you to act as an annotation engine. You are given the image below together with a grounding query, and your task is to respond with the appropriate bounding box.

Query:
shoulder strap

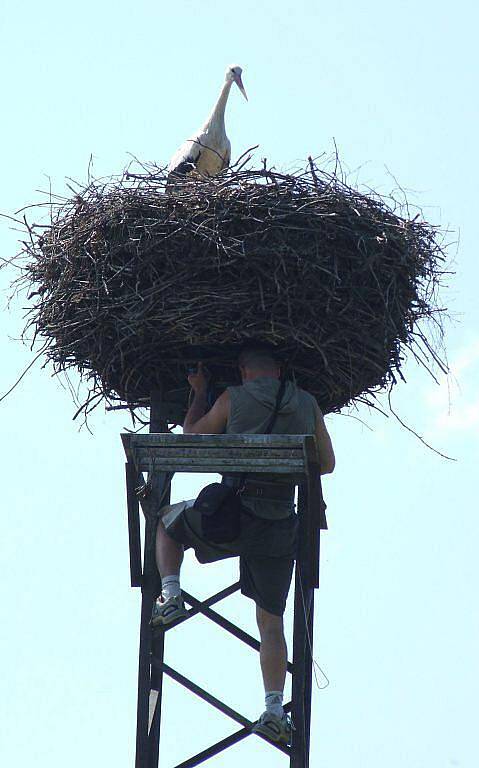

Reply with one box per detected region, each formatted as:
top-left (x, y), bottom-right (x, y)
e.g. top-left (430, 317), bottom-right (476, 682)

top-left (264, 377), bottom-right (287, 435)
top-left (236, 377), bottom-right (287, 491)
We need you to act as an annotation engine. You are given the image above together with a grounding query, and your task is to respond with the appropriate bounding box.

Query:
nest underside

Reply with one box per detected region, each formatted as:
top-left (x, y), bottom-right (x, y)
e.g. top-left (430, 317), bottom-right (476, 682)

top-left (16, 159), bottom-right (448, 420)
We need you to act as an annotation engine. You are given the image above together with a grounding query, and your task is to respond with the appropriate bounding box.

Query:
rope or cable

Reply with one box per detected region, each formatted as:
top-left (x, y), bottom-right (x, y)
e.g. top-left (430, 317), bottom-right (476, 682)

top-left (298, 561), bottom-right (330, 691)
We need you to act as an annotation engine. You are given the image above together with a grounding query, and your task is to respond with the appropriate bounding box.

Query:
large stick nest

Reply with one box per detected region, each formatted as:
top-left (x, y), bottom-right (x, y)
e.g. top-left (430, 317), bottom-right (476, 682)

top-left (15, 157), bottom-right (448, 421)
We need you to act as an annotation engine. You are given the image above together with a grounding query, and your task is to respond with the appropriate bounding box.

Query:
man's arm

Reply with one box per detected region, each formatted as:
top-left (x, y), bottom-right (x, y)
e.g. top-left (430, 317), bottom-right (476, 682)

top-left (314, 402), bottom-right (335, 475)
top-left (183, 362), bottom-right (230, 434)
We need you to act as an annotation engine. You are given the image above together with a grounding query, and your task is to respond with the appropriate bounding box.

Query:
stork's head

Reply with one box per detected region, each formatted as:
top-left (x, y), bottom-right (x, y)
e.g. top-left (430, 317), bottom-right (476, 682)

top-left (226, 65), bottom-right (248, 101)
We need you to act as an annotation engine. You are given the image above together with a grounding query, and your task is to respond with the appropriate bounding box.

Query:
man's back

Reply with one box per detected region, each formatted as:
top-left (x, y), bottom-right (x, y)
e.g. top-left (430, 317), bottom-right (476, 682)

top-left (226, 376), bottom-right (317, 436)
top-left (222, 376), bottom-right (317, 519)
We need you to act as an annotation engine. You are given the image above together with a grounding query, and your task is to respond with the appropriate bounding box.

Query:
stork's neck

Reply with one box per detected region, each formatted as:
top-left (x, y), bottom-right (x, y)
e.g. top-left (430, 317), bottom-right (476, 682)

top-left (204, 80), bottom-right (233, 131)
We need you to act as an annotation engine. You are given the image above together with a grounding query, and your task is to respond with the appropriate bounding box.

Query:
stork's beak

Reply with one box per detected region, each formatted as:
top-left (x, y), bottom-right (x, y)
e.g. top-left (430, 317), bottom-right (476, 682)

top-left (235, 74), bottom-right (248, 101)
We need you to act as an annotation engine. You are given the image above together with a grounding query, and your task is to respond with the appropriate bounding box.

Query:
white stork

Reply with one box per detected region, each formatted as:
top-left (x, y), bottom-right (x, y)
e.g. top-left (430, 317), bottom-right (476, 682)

top-left (167, 65), bottom-right (248, 186)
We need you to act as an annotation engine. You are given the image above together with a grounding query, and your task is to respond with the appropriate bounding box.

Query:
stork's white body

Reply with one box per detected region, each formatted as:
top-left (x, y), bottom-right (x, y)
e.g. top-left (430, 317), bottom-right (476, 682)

top-left (167, 66), bottom-right (246, 184)
top-left (168, 119), bottom-right (231, 178)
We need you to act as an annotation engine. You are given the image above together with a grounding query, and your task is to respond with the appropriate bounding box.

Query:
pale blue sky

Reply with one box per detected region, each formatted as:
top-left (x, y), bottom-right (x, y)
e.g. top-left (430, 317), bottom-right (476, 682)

top-left (1, 1), bottom-right (478, 766)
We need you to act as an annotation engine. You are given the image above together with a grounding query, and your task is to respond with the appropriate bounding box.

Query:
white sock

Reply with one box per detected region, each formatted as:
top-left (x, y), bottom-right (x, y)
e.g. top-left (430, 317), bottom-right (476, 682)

top-left (265, 690), bottom-right (284, 718)
top-left (161, 574), bottom-right (181, 601)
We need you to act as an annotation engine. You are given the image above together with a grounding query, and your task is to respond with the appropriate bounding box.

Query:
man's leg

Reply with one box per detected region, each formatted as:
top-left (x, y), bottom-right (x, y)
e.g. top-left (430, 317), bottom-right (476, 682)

top-left (256, 605), bottom-right (288, 694)
top-left (253, 604), bottom-right (291, 742)
top-left (155, 517), bottom-right (184, 577)
top-left (152, 517), bottom-right (186, 626)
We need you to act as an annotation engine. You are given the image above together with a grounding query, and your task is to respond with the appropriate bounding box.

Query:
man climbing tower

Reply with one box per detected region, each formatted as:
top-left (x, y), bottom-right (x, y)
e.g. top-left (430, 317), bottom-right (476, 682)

top-left (152, 342), bottom-right (335, 745)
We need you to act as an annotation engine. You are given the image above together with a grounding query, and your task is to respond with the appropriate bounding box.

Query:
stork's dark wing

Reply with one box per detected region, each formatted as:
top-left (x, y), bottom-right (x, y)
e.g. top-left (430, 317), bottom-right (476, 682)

top-left (168, 157), bottom-right (199, 176)
top-left (166, 140), bottom-right (202, 187)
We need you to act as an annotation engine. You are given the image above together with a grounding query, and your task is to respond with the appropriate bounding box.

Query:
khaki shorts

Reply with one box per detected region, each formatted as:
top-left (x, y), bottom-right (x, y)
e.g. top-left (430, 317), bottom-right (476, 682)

top-left (161, 499), bottom-right (298, 617)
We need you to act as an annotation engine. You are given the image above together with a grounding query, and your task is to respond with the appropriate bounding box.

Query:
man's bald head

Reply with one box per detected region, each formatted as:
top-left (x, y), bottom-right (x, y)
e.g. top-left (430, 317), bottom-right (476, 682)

top-left (238, 343), bottom-right (280, 381)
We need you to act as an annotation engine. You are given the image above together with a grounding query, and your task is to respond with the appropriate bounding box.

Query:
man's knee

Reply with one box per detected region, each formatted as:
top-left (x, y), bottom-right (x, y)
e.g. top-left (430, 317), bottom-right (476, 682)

top-left (156, 517), bottom-right (181, 548)
top-left (256, 605), bottom-right (284, 639)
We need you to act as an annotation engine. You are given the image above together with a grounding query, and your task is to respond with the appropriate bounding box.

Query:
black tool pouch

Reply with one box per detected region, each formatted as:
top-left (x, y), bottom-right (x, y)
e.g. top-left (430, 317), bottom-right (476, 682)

top-left (194, 482), bottom-right (243, 543)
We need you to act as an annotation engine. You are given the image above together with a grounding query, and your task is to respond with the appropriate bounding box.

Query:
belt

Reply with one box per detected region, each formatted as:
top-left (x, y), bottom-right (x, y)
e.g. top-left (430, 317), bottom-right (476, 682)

top-left (222, 476), bottom-right (295, 502)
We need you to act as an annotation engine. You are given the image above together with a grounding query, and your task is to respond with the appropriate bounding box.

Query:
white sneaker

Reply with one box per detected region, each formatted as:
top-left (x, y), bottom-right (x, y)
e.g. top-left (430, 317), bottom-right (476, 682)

top-left (151, 595), bottom-right (187, 627)
top-left (252, 711), bottom-right (292, 745)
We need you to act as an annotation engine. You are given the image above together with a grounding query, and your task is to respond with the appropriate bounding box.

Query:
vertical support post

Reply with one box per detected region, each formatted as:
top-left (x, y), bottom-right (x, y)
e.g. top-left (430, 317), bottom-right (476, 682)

top-left (126, 462), bottom-right (142, 588)
top-left (303, 550), bottom-right (316, 759)
top-left (290, 441), bottom-right (325, 767)
top-left (290, 484), bottom-right (314, 768)
top-left (135, 389), bottom-right (170, 768)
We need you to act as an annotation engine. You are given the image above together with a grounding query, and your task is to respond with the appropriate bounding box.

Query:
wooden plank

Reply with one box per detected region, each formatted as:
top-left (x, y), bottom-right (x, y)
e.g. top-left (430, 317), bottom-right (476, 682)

top-left (122, 433), bottom-right (313, 449)
top-left (133, 453), bottom-right (305, 468)
top-left (125, 447), bottom-right (303, 460)
top-left (125, 433), bottom-right (309, 444)
top-left (122, 434), bottom-right (317, 480)
top-left (133, 460), bottom-right (305, 477)
top-left (133, 455), bottom-right (305, 471)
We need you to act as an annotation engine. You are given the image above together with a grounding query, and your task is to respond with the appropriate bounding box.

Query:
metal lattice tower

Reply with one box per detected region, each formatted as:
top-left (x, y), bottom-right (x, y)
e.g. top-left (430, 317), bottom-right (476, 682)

top-left (122, 394), bottom-right (326, 767)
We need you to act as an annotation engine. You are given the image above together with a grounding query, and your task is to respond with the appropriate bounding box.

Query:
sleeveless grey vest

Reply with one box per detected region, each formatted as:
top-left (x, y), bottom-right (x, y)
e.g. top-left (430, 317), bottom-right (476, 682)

top-left (226, 376), bottom-right (317, 436)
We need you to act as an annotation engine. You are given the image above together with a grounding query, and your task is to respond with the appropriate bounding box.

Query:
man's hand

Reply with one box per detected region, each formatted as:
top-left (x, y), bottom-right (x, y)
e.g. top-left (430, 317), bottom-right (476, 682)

top-left (187, 361), bottom-right (209, 394)
top-left (183, 362), bottom-right (229, 434)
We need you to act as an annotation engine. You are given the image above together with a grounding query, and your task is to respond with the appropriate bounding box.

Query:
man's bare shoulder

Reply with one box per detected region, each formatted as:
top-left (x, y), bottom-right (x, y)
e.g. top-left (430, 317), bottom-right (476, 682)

top-left (216, 389), bottom-right (230, 408)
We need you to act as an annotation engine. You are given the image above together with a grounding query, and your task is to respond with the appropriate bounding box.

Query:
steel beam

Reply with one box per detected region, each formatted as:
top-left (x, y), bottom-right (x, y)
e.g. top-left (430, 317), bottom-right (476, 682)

top-left (134, 390), bottom-right (169, 768)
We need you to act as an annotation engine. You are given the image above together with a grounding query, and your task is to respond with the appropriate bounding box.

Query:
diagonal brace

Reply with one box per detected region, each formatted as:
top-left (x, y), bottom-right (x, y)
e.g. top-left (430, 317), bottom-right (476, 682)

top-left (181, 589), bottom-right (294, 674)
top-left (150, 659), bottom-right (291, 766)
